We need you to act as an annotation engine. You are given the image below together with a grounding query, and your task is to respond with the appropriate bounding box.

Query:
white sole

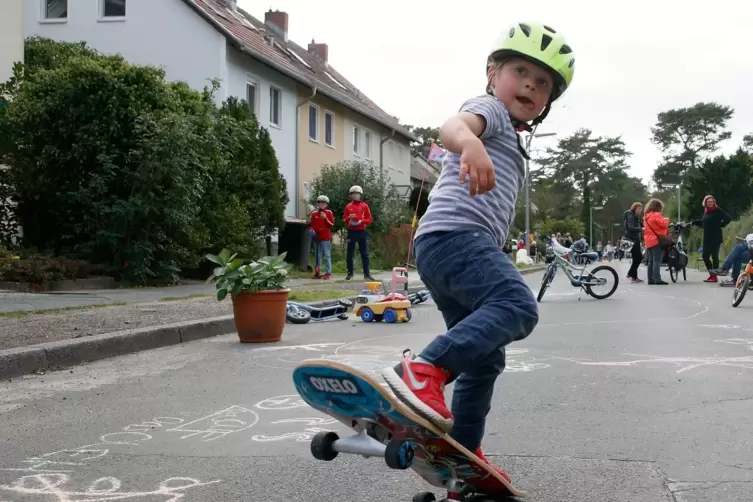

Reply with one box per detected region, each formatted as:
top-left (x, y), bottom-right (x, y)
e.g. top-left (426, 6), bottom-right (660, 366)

top-left (381, 367), bottom-right (454, 432)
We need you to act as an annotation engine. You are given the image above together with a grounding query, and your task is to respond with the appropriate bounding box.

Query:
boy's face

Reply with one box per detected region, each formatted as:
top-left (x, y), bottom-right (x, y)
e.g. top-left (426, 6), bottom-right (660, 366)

top-left (317, 202), bottom-right (327, 210)
top-left (350, 192), bottom-right (361, 201)
top-left (488, 57), bottom-right (554, 123)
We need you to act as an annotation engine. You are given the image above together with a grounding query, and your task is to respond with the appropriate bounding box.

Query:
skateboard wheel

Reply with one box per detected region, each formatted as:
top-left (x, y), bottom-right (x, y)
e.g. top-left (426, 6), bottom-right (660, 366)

top-left (383, 308), bottom-right (398, 323)
top-left (311, 431), bottom-right (339, 461)
top-left (385, 439), bottom-right (414, 470)
top-left (412, 493), bottom-right (436, 502)
top-left (360, 307), bottom-right (375, 322)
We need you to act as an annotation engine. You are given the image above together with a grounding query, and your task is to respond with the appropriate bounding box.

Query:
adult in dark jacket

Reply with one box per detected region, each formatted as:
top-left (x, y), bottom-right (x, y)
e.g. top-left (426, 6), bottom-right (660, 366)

top-left (692, 195), bottom-right (731, 283)
top-left (624, 202), bottom-right (644, 282)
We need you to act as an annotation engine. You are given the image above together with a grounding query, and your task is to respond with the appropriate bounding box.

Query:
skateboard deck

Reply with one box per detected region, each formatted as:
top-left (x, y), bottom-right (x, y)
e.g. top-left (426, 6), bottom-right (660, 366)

top-left (292, 359), bottom-right (524, 500)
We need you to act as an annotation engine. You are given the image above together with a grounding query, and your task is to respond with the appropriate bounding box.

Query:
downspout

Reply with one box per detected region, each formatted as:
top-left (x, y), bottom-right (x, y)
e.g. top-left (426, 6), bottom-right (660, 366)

top-left (379, 128), bottom-right (396, 175)
top-left (295, 86), bottom-right (317, 218)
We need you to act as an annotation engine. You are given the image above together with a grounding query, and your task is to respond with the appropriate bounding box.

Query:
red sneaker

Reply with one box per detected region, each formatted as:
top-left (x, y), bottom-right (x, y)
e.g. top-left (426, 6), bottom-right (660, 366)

top-left (471, 446), bottom-right (513, 493)
top-left (382, 351), bottom-right (454, 432)
top-left (322, 273), bottom-right (332, 280)
top-left (704, 274), bottom-right (718, 283)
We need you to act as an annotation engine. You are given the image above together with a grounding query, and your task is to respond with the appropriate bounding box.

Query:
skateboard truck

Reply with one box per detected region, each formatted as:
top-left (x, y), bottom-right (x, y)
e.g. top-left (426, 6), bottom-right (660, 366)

top-left (310, 429), bottom-right (415, 470)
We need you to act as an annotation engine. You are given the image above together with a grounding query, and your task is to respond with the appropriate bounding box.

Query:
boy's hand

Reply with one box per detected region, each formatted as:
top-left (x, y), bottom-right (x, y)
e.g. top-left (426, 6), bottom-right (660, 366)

top-left (458, 137), bottom-right (495, 196)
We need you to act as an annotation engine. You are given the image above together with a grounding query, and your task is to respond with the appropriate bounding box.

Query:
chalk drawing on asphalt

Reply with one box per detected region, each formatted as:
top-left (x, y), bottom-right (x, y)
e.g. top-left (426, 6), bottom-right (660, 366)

top-left (254, 394), bottom-right (308, 411)
top-left (167, 405), bottom-right (258, 442)
top-left (0, 473), bottom-right (220, 501)
top-left (553, 352), bottom-right (753, 374)
top-left (250, 417), bottom-right (341, 443)
top-left (505, 348), bottom-right (551, 372)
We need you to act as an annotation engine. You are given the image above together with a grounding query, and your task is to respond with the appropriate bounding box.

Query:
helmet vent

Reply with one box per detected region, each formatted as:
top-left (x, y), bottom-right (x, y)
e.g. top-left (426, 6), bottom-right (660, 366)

top-left (540, 34), bottom-right (553, 51)
top-left (508, 27), bottom-right (515, 38)
top-left (543, 25), bottom-right (556, 33)
top-left (518, 23), bottom-right (532, 36)
top-left (559, 45), bottom-right (573, 55)
top-left (569, 58), bottom-right (575, 68)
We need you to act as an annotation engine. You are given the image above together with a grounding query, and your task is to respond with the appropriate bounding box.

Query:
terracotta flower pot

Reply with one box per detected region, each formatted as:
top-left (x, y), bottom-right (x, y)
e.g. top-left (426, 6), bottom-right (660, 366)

top-left (231, 289), bottom-right (290, 343)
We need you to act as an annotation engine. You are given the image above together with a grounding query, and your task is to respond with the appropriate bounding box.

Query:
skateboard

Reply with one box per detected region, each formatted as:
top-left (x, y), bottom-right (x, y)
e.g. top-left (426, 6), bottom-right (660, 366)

top-left (292, 360), bottom-right (525, 501)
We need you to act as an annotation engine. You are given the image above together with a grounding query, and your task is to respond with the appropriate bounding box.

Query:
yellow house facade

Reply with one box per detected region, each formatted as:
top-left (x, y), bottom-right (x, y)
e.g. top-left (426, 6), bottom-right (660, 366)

top-left (296, 86), bottom-right (414, 219)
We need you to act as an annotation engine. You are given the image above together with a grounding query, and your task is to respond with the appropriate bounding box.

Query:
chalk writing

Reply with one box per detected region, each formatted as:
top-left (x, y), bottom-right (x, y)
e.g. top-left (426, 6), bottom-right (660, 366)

top-left (505, 348), bottom-right (551, 372)
top-left (167, 406), bottom-right (258, 442)
top-left (254, 394), bottom-right (307, 411)
top-left (555, 352), bottom-right (753, 374)
top-left (0, 473), bottom-right (220, 501)
top-left (253, 343), bottom-right (345, 352)
top-left (250, 417), bottom-right (341, 442)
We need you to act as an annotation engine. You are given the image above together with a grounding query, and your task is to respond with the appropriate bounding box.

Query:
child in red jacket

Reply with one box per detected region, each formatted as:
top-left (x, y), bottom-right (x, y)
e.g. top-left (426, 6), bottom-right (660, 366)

top-left (309, 195), bottom-right (334, 279)
top-left (343, 185), bottom-right (375, 281)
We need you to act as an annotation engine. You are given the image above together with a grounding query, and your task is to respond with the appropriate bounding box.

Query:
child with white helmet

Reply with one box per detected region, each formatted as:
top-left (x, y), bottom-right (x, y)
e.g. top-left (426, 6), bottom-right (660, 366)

top-left (382, 22), bottom-right (575, 492)
top-left (309, 195), bottom-right (334, 279)
top-left (343, 185), bottom-right (375, 281)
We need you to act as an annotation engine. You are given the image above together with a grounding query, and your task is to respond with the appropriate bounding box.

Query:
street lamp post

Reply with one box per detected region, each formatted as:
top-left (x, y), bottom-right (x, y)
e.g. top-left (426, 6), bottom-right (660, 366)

top-left (661, 182), bottom-right (682, 222)
top-left (524, 131), bottom-right (557, 249)
top-left (611, 222), bottom-right (621, 244)
top-left (590, 206), bottom-right (603, 247)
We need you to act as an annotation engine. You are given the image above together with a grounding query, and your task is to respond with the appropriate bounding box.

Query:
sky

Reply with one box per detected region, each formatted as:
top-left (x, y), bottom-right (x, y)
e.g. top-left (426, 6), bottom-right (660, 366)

top-left (239, 0), bottom-right (753, 186)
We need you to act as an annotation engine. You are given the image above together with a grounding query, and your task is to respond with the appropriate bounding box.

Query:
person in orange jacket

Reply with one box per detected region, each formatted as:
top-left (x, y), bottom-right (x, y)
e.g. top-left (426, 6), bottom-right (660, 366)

top-left (309, 195), bottom-right (334, 279)
top-left (643, 198), bottom-right (669, 285)
top-left (343, 185), bottom-right (375, 281)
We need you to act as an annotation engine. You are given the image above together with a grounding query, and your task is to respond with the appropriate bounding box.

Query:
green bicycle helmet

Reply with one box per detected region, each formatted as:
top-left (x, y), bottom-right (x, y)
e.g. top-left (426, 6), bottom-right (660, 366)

top-left (487, 22), bottom-right (575, 103)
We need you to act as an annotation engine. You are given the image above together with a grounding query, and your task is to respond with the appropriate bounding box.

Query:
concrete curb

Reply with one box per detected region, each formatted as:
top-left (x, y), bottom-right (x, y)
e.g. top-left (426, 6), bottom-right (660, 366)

top-left (0, 286), bottom-right (429, 380)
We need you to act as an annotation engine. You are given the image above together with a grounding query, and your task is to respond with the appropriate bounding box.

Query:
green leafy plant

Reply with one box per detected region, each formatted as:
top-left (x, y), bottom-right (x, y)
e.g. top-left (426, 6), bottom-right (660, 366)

top-left (205, 248), bottom-right (291, 301)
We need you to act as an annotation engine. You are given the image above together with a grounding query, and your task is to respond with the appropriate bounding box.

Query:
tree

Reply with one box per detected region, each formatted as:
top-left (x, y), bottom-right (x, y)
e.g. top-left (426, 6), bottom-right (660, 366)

top-left (650, 102), bottom-right (734, 185)
top-left (405, 125), bottom-right (441, 157)
top-left (0, 37), bottom-right (286, 283)
top-left (743, 133), bottom-right (753, 153)
top-left (684, 149), bottom-right (753, 221)
top-left (307, 161), bottom-right (409, 239)
top-left (534, 129), bottom-right (632, 231)
top-left (539, 217), bottom-right (585, 240)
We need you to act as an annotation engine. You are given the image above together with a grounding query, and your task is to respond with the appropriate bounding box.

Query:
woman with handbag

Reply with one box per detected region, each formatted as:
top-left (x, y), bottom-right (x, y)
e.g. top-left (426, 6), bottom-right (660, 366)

top-left (643, 198), bottom-right (670, 285)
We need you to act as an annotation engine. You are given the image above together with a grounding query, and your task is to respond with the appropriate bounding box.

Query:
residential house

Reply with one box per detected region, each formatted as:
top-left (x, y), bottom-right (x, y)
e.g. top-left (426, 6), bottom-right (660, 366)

top-left (1, 0), bottom-right (24, 83)
top-left (410, 153), bottom-right (440, 190)
top-left (24, 0), bottom-right (416, 223)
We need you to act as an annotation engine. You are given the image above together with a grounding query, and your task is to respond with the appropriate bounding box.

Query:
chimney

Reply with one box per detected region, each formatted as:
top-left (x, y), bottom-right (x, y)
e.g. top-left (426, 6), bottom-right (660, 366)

top-left (264, 10), bottom-right (289, 42)
top-left (308, 39), bottom-right (328, 64)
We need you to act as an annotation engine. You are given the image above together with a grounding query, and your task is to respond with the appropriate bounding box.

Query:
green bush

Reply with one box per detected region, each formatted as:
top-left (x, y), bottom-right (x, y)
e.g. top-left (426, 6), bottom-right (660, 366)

top-left (0, 37), bottom-right (286, 284)
top-left (1, 255), bottom-right (93, 284)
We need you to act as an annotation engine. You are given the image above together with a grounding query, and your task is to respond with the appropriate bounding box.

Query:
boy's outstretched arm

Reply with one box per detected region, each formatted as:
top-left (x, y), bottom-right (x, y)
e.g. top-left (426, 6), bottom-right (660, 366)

top-left (439, 112), bottom-right (486, 154)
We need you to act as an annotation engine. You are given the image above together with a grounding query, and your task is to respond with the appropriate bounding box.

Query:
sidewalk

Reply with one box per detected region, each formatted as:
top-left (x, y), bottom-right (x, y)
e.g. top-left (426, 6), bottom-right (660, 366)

top-left (0, 270), bottom-right (406, 313)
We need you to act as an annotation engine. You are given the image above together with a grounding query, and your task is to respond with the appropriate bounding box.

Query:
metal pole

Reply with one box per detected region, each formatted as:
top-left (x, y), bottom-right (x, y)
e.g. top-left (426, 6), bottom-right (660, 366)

top-left (677, 184), bottom-right (681, 222)
top-left (524, 134), bottom-right (533, 250)
top-left (589, 207), bottom-right (593, 247)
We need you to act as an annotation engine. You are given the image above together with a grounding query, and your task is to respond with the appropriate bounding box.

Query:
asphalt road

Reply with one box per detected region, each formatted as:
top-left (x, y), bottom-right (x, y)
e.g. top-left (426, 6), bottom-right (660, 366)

top-left (2, 261), bottom-right (753, 502)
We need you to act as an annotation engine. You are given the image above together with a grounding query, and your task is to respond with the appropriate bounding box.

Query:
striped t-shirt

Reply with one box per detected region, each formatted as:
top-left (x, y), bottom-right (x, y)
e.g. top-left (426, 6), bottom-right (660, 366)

top-left (415, 95), bottom-right (525, 248)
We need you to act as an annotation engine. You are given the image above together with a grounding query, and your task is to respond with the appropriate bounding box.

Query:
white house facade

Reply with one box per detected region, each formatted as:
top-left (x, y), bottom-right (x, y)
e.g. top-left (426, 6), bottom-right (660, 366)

top-left (23, 0), bottom-right (300, 219)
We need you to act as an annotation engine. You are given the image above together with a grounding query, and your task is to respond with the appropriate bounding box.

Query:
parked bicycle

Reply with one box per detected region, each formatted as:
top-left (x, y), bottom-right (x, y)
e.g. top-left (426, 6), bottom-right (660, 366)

top-left (538, 236), bottom-right (619, 302)
top-left (732, 236), bottom-right (753, 307)
top-left (666, 221), bottom-right (691, 282)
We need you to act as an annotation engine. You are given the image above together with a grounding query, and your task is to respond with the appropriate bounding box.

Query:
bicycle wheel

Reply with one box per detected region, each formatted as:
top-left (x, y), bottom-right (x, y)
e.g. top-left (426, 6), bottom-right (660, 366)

top-left (669, 265), bottom-right (677, 283)
top-left (585, 265), bottom-right (619, 300)
top-left (732, 275), bottom-right (750, 307)
top-left (537, 268), bottom-right (554, 303)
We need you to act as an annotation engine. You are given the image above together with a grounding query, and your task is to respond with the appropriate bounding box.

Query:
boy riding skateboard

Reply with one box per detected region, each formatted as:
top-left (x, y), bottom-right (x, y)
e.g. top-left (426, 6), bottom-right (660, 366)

top-left (382, 22), bottom-right (576, 490)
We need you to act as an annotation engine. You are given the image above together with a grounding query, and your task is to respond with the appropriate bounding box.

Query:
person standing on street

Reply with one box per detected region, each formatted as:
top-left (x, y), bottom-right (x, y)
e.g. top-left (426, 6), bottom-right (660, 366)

top-left (692, 195), bottom-right (731, 283)
top-left (643, 198), bottom-right (669, 285)
top-left (343, 185), bottom-right (375, 281)
top-left (309, 195), bottom-right (334, 279)
top-left (623, 202), bottom-right (644, 283)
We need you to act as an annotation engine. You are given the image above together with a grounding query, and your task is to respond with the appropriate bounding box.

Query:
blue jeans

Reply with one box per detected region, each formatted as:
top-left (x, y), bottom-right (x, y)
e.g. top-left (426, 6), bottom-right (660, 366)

top-left (723, 243), bottom-right (748, 280)
top-left (315, 240), bottom-right (331, 274)
top-left (414, 230), bottom-right (539, 451)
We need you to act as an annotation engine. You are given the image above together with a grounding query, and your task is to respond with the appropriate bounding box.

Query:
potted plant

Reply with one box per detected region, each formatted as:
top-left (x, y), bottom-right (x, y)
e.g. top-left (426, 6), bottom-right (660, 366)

top-left (206, 248), bottom-right (292, 343)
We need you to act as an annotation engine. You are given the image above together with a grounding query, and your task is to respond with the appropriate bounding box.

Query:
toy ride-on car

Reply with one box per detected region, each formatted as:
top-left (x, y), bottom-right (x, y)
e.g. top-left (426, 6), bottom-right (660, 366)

top-left (353, 267), bottom-right (413, 323)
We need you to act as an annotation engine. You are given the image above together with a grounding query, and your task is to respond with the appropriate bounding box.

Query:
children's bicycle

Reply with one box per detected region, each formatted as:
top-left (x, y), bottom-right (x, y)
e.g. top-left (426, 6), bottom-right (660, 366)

top-left (732, 237), bottom-right (753, 307)
top-left (538, 236), bottom-right (619, 302)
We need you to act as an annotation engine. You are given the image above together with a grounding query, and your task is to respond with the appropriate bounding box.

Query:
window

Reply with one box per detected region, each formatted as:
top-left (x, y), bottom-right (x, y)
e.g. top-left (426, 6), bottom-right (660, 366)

top-left (246, 80), bottom-right (258, 115)
top-left (269, 87), bottom-right (281, 127)
top-left (43, 0), bottom-right (67, 20)
top-left (364, 131), bottom-right (371, 159)
top-left (101, 0), bottom-right (126, 18)
top-left (324, 111), bottom-right (334, 147)
top-left (353, 126), bottom-right (361, 155)
top-left (308, 104), bottom-right (319, 142)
